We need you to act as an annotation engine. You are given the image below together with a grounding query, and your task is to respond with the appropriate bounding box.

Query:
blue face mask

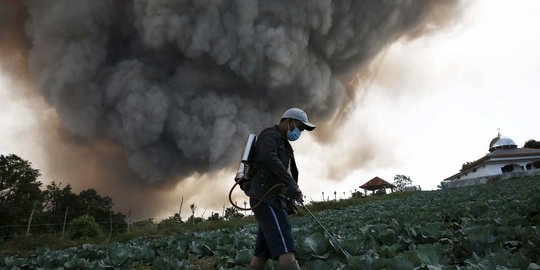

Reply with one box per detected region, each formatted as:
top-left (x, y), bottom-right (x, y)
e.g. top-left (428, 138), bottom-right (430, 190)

top-left (287, 121), bottom-right (302, 141)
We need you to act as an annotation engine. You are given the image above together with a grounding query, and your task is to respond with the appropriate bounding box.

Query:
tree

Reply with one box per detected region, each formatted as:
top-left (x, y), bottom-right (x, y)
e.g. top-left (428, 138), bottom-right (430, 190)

top-left (75, 189), bottom-right (113, 219)
top-left (393, 174), bottom-right (412, 192)
top-left (224, 206), bottom-right (244, 219)
top-left (0, 154), bottom-right (43, 234)
top-left (73, 189), bottom-right (126, 234)
top-left (43, 182), bottom-right (77, 218)
top-left (524, 139), bottom-right (540, 149)
top-left (39, 181), bottom-right (79, 233)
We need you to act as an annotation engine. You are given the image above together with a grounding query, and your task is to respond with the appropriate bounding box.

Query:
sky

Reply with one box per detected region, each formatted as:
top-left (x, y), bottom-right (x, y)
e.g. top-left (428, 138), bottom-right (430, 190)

top-left (1, 0), bottom-right (539, 219)
top-left (278, 0), bottom-right (540, 202)
top-left (388, 0), bottom-right (540, 182)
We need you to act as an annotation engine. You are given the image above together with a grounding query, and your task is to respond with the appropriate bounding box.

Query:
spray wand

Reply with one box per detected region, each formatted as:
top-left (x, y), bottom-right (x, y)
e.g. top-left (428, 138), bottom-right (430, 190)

top-left (297, 200), bottom-right (351, 260)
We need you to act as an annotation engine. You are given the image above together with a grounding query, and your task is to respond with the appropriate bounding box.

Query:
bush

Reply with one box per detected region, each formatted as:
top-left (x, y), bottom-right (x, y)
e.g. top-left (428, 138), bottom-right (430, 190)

top-left (187, 216), bottom-right (204, 223)
top-left (207, 213), bottom-right (221, 221)
top-left (68, 215), bottom-right (103, 240)
top-left (223, 207), bottom-right (244, 220)
top-left (158, 214), bottom-right (183, 231)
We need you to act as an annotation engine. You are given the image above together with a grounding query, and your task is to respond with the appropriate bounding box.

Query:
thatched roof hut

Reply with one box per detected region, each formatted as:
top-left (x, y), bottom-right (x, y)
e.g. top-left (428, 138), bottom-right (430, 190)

top-left (360, 176), bottom-right (396, 194)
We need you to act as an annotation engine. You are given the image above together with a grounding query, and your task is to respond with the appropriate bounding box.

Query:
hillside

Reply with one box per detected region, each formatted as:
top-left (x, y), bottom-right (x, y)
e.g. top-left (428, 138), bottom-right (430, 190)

top-left (2, 176), bottom-right (540, 269)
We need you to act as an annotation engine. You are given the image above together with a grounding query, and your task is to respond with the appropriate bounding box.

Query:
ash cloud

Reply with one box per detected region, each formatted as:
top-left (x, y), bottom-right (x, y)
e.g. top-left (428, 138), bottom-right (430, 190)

top-left (1, 0), bottom-right (461, 216)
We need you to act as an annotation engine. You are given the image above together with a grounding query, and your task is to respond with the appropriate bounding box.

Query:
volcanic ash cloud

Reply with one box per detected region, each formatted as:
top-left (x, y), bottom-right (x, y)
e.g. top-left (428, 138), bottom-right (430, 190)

top-left (0, 0), bottom-right (461, 212)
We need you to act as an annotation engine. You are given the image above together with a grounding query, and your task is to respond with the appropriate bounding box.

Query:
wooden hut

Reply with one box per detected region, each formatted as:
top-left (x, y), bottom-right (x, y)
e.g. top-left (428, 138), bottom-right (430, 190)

top-left (360, 176), bottom-right (396, 195)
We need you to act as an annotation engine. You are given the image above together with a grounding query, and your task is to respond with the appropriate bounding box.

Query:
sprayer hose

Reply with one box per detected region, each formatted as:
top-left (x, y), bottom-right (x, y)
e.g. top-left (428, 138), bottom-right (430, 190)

top-left (228, 177), bottom-right (285, 211)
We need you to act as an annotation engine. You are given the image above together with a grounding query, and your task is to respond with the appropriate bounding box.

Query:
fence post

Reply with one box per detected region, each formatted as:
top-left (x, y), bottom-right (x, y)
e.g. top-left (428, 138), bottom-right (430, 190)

top-left (179, 197), bottom-right (183, 221)
top-left (190, 203), bottom-right (196, 227)
top-left (26, 201), bottom-right (36, 236)
top-left (61, 207), bottom-right (69, 238)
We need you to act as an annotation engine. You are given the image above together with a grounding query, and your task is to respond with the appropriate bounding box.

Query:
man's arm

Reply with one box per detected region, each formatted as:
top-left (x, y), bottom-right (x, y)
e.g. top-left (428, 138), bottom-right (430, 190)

top-left (257, 131), bottom-right (300, 197)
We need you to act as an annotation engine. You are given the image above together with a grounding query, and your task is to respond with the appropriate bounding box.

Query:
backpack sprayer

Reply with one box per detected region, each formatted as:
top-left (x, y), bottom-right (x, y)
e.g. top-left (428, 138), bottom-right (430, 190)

top-left (235, 134), bottom-right (257, 181)
top-left (228, 134), bottom-right (285, 211)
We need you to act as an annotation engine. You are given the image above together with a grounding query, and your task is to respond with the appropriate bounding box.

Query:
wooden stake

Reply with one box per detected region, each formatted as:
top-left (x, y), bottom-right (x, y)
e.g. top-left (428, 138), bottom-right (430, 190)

top-left (190, 203), bottom-right (196, 227)
top-left (61, 207), bottom-right (69, 238)
top-left (179, 197), bottom-right (184, 221)
top-left (26, 201), bottom-right (36, 236)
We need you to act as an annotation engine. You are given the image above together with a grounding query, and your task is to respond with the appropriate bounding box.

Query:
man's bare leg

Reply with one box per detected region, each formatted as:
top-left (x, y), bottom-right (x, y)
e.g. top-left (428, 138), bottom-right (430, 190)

top-left (278, 253), bottom-right (300, 269)
top-left (247, 256), bottom-right (267, 269)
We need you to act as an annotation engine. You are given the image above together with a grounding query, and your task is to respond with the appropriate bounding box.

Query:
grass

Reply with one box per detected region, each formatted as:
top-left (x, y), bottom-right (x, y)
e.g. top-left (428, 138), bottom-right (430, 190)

top-left (0, 234), bottom-right (104, 257)
top-left (300, 191), bottom-right (414, 212)
top-left (0, 190), bottom-right (415, 256)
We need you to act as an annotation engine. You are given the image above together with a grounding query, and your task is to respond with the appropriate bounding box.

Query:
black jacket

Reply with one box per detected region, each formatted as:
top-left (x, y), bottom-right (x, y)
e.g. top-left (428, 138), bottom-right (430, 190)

top-left (245, 125), bottom-right (299, 205)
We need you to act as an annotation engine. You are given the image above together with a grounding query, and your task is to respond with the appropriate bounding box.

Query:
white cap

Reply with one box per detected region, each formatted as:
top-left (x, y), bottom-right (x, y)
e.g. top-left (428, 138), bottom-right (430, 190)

top-left (281, 108), bottom-right (316, 131)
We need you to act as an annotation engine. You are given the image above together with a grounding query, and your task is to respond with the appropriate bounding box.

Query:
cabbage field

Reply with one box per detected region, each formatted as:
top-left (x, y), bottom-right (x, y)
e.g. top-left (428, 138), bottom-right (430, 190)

top-left (2, 176), bottom-right (540, 269)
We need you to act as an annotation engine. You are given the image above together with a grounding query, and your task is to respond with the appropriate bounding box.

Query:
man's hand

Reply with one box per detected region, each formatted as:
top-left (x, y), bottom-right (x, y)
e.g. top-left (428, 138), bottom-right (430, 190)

top-left (283, 185), bottom-right (303, 200)
top-left (286, 199), bottom-right (299, 215)
top-left (295, 189), bottom-right (304, 201)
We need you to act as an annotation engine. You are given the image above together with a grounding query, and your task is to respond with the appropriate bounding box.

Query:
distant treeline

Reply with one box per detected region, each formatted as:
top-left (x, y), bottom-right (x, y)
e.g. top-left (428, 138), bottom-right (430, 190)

top-left (0, 154), bottom-right (126, 238)
top-left (0, 154), bottom-right (254, 240)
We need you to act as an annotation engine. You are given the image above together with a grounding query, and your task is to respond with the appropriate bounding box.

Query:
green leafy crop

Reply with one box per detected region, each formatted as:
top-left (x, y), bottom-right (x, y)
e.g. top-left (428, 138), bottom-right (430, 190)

top-left (2, 176), bottom-right (540, 269)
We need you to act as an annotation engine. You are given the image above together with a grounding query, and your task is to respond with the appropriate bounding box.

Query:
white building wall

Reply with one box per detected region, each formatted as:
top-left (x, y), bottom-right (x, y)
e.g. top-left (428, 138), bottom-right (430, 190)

top-left (457, 163), bottom-right (501, 180)
top-left (485, 163), bottom-right (504, 175)
top-left (442, 169), bottom-right (540, 189)
top-left (458, 166), bottom-right (484, 180)
top-left (516, 162), bottom-right (527, 171)
top-left (448, 156), bottom-right (540, 181)
top-left (475, 165), bottom-right (491, 177)
top-left (455, 161), bottom-right (536, 180)
top-left (479, 164), bottom-right (491, 177)
top-left (474, 161), bottom-right (534, 177)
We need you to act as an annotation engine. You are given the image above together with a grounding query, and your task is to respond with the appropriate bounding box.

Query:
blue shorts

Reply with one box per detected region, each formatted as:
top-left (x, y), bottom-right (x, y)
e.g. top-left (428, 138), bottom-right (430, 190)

top-left (250, 198), bottom-right (296, 260)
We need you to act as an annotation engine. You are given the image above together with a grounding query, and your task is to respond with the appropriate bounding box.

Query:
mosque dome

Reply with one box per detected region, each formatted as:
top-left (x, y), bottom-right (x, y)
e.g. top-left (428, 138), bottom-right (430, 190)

top-left (489, 132), bottom-right (517, 152)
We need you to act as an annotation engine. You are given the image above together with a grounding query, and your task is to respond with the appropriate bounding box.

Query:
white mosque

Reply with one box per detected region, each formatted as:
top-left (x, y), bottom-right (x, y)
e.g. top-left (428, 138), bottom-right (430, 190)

top-left (442, 132), bottom-right (540, 188)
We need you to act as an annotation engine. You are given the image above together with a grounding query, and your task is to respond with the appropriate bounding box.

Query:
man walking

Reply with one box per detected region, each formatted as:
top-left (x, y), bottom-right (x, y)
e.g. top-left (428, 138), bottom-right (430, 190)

top-left (245, 108), bottom-right (316, 270)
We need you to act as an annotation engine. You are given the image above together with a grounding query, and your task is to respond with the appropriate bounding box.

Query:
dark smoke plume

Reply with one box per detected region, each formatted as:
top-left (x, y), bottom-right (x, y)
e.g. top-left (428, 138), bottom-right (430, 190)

top-left (0, 0), bottom-right (461, 216)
